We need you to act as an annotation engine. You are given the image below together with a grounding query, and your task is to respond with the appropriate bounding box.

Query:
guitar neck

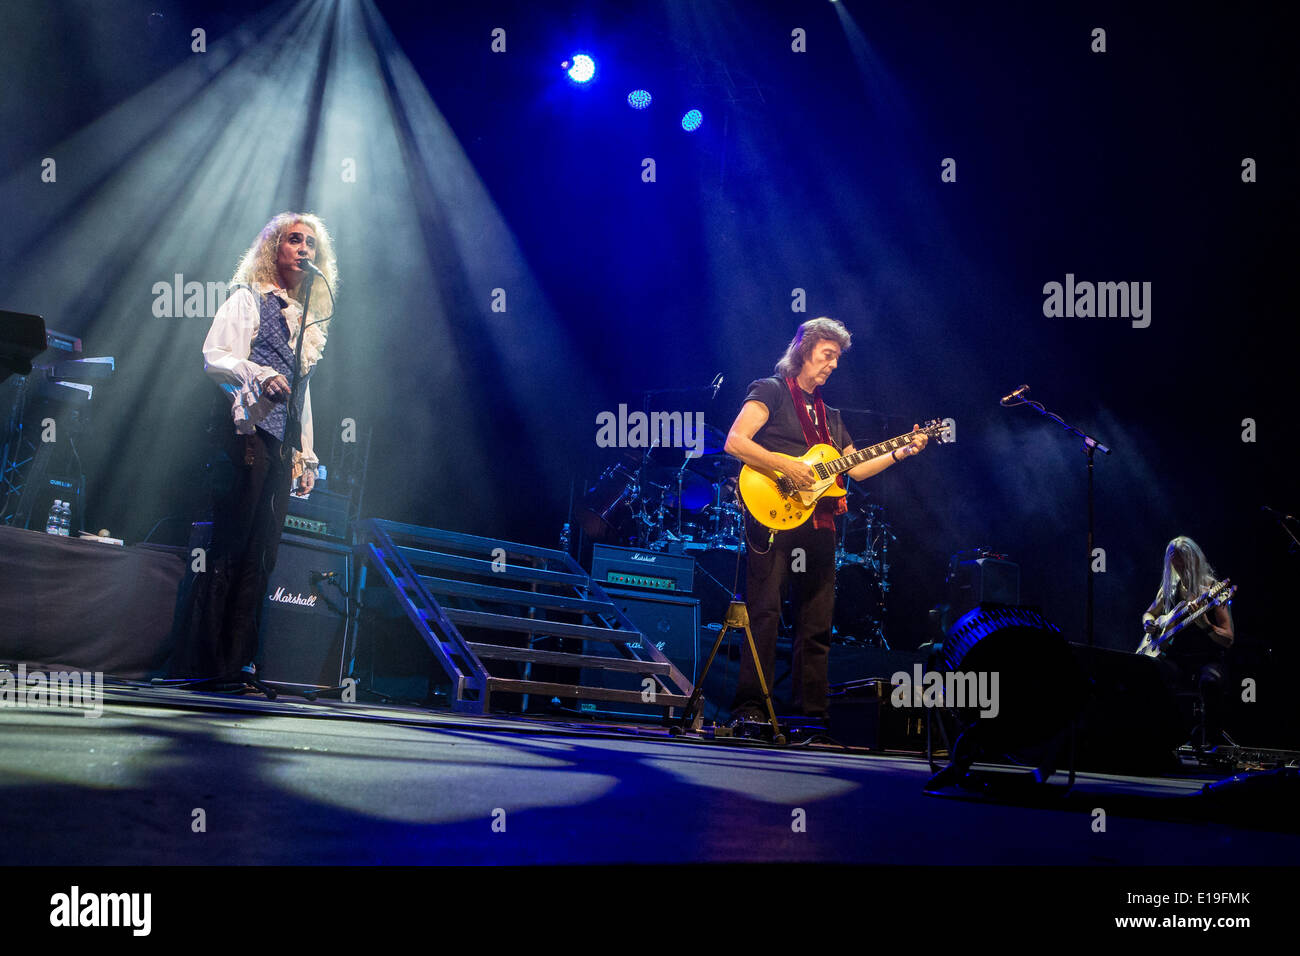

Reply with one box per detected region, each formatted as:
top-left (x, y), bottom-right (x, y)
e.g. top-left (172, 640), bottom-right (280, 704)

top-left (1156, 585), bottom-right (1227, 645)
top-left (1172, 594), bottom-right (1216, 631)
top-left (815, 431), bottom-right (922, 478)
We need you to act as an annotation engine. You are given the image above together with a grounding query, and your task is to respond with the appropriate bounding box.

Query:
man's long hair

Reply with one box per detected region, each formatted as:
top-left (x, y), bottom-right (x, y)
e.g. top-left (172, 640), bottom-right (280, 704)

top-left (774, 317), bottom-right (852, 379)
top-left (231, 212), bottom-right (338, 373)
top-left (1159, 536), bottom-right (1217, 610)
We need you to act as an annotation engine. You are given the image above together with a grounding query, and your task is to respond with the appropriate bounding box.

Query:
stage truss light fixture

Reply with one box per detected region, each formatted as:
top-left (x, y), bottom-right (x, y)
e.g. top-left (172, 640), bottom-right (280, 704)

top-left (627, 89), bottom-right (652, 109)
top-left (681, 109), bottom-right (702, 132)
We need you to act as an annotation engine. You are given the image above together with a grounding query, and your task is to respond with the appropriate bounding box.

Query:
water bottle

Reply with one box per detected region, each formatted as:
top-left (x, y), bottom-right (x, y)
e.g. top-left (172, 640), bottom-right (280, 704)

top-left (58, 500), bottom-right (71, 536)
top-left (46, 499), bottom-right (62, 535)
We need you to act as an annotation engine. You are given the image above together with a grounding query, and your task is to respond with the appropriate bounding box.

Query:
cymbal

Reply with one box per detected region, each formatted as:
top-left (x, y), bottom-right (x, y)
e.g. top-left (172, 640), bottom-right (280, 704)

top-left (687, 453), bottom-right (739, 481)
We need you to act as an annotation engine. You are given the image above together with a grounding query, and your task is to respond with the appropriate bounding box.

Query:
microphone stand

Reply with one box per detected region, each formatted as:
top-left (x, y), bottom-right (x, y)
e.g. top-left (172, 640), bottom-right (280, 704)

top-left (281, 266), bottom-right (316, 468)
top-left (1004, 391), bottom-right (1110, 647)
top-left (1262, 506), bottom-right (1300, 555)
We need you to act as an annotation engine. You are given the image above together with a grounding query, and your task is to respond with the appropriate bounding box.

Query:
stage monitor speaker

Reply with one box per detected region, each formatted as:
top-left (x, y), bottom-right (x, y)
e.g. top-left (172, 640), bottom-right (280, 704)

top-left (255, 532), bottom-right (351, 689)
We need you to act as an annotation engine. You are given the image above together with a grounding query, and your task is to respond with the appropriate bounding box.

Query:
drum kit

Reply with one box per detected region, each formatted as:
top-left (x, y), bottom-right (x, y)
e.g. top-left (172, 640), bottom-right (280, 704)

top-left (578, 425), bottom-right (897, 646)
top-left (578, 423), bottom-right (743, 552)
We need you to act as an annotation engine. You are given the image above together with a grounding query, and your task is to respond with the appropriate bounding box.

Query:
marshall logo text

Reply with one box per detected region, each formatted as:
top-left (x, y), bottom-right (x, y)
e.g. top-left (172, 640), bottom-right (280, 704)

top-left (269, 586), bottom-right (318, 608)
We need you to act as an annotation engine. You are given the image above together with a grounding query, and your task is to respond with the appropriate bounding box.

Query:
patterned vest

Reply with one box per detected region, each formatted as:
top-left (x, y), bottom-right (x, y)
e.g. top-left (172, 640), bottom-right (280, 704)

top-left (247, 289), bottom-right (312, 450)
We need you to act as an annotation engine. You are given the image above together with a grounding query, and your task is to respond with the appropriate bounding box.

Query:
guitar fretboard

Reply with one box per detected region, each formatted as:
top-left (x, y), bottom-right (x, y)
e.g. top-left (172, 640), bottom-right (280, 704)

top-left (1155, 582), bottom-right (1232, 645)
top-left (812, 428), bottom-right (936, 480)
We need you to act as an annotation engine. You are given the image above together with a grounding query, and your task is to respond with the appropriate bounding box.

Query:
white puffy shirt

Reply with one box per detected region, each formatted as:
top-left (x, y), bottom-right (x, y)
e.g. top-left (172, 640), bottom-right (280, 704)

top-left (201, 282), bottom-right (317, 474)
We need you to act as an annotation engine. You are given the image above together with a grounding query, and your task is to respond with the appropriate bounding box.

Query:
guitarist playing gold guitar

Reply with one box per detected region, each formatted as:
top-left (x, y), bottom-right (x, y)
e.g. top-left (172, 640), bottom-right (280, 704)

top-left (720, 317), bottom-right (930, 732)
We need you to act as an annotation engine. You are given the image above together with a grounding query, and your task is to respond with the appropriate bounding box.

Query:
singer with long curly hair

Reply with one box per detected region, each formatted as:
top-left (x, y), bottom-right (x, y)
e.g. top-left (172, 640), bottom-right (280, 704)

top-left (173, 212), bottom-right (339, 683)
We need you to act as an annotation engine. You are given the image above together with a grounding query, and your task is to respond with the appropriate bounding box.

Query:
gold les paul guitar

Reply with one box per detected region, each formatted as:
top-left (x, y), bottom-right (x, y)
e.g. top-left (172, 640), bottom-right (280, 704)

top-left (738, 419), bottom-right (949, 531)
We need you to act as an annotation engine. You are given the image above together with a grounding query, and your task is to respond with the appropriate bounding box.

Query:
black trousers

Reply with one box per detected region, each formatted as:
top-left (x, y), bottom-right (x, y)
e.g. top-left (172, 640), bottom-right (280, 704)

top-left (732, 511), bottom-right (837, 717)
top-left (172, 427), bottom-right (291, 678)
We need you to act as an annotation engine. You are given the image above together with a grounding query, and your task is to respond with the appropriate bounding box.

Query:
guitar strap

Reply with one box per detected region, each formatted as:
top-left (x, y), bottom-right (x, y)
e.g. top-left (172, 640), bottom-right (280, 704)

top-left (783, 376), bottom-right (846, 529)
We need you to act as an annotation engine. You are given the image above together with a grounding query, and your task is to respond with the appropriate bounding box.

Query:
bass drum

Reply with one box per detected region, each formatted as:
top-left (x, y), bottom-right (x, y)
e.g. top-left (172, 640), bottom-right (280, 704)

top-left (833, 562), bottom-right (885, 644)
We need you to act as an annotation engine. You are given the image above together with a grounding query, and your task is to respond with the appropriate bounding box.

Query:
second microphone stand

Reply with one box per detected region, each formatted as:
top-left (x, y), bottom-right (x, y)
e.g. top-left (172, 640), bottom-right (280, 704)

top-left (1005, 390), bottom-right (1110, 647)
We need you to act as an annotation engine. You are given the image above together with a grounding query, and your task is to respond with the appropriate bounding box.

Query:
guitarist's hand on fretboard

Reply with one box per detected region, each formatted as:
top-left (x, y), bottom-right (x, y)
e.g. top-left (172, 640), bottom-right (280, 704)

top-left (901, 424), bottom-right (930, 458)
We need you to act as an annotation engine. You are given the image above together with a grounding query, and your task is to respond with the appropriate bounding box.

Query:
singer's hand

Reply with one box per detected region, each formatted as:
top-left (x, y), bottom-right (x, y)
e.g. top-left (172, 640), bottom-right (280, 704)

top-left (296, 470), bottom-right (315, 495)
top-left (263, 374), bottom-right (291, 404)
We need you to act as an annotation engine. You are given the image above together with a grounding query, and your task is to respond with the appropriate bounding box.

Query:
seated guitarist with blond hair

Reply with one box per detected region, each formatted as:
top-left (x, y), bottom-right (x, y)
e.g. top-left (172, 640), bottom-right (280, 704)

top-left (722, 317), bottom-right (927, 729)
top-left (1141, 535), bottom-right (1234, 744)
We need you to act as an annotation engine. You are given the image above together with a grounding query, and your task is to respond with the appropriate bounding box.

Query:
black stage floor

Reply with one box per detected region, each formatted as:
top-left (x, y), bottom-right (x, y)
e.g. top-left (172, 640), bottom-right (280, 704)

top-left (2, 682), bottom-right (1297, 866)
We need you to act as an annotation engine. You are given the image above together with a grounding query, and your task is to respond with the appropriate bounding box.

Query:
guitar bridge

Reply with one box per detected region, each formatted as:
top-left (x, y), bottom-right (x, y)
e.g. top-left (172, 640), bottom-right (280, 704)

top-left (775, 475), bottom-right (794, 497)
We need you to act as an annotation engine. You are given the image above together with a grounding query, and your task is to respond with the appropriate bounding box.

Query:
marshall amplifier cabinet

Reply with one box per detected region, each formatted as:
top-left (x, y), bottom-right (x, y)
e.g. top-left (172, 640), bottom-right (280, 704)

top-left (590, 543), bottom-right (694, 594)
top-left (255, 531), bottom-right (351, 689)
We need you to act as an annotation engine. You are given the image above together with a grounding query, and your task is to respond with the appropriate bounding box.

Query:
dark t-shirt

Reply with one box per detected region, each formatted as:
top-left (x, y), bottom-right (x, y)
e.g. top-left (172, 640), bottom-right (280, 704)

top-left (743, 377), bottom-right (852, 456)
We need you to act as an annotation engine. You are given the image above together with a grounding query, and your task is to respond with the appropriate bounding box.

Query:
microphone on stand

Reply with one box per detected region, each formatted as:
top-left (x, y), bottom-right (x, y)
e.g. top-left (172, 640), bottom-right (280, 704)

top-left (1262, 505), bottom-right (1296, 523)
top-left (296, 258), bottom-right (335, 327)
top-left (999, 384), bottom-right (1030, 406)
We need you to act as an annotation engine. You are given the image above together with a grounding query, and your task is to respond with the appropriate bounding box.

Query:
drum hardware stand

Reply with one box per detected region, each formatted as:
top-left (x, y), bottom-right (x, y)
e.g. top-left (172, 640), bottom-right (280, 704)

top-left (675, 455), bottom-right (690, 539)
top-left (673, 599), bottom-right (786, 745)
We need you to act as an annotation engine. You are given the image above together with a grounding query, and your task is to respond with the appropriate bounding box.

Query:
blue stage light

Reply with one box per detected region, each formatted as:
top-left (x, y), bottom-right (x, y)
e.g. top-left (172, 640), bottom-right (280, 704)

top-left (681, 109), bottom-right (702, 131)
top-left (627, 89), bottom-right (652, 109)
top-left (565, 54), bottom-right (596, 83)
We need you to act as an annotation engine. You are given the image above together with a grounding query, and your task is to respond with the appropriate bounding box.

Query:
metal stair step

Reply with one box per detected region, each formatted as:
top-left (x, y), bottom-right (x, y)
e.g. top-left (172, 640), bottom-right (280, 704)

top-left (439, 608), bottom-right (642, 643)
top-left (374, 519), bottom-right (581, 568)
top-left (467, 642), bottom-right (670, 673)
top-left (396, 546), bottom-right (588, 588)
top-left (485, 677), bottom-right (690, 708)
top-left (417, 575), bottom-right (616, 615)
